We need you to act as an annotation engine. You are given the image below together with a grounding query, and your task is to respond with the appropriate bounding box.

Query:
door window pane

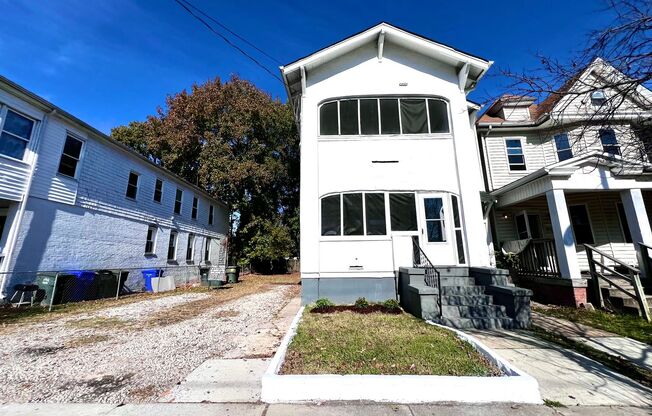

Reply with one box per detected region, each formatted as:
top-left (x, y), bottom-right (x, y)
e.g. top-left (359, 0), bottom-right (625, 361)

top-left (400, 99), bottom-right (428, 134)
top-left (320, 102), bottom-right (338, 135)
top-left (343, 193), bottom-right (363, 235)
top-left (428, 99), bottom-right (449, 133)
top-left (569, 205), bottom-right (594, 244)
top-left (380, 99), bottom-right (400, 134)
top-left (389, 193), bottom-right (417, 231)
top-left (321, 195), bottom-right (341, 236)
top-left (423, 197), bottom-right (445, 242)
top-left (360, 99), bottom-right (379, 135)
top-left (365, 193), bottom-right (386, 235)
top-left (339, 100), bottom-right (359, 135)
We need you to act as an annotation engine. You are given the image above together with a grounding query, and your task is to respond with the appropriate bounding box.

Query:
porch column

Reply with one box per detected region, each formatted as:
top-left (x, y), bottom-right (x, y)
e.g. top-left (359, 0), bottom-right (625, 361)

top-left (620, 189), bottom-right (652, 278)
top-left (546, 189), bottom-right (581, 279)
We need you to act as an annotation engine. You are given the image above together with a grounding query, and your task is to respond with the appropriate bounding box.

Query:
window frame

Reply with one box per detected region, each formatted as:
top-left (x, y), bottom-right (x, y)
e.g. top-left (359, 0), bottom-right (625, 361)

top-left (599, 128), bottom-right (620, 156)
top-left (616, 202), bottom-right (633, 243)
top-left (553, 133), bottom-right (573, 162)
top-left (57, 133), bottom-right (85, 179)
top-left (145, 225), bottom-right (158, 255)
top-left (317, 96), bottom-right (451, 138)
top-left (125, 171), bottom-right (140, 200)
top-left (0, 106), bottom-right (36, 162)
top-left (191, 196), bottom-right (198, 220)
top-left (186, 233), bottom-right (195, 263)
top-left (174, 188), bottom-right (183, 215)
top-left (204, 237), bottom-right (212, 263)
top-left (451, 194), bottom-right (466, 264)
top-left (420, 194), bottom-right (448, 244)
top-left (568, 204), bottom-right (595, 245)
top-left (208, 205), bottom-right (214, 225)
top-left (505, 138), bottom-right (527, 171)
top-left (153, 178), bottom-right (163, 203)
top-left (167, 230), bottom-right (178, 261)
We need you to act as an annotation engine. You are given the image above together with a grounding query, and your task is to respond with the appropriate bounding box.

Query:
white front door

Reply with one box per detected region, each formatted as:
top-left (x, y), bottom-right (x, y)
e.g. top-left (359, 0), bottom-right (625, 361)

top-left (417, 193), bottom-right (455, 265)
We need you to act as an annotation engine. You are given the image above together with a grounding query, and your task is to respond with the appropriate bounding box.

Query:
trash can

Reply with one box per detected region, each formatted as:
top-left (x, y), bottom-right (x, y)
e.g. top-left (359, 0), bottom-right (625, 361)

top-left (61, 271), bottom-right (98, 302)
top-left (96, 270), bottom-right (119, 299)
top-left (142, 269), bottom-right (163, 292)
top-left (226, 266), bottom-right (240, 283)
top-left (36, 272), bottom-right (66, 306)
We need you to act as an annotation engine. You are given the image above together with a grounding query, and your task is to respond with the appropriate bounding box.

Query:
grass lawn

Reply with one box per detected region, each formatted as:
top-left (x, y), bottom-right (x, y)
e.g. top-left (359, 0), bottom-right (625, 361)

top-left (281, 310), bottom-right (501, 376)
top-left (533, 305), bottom-right (652, 345)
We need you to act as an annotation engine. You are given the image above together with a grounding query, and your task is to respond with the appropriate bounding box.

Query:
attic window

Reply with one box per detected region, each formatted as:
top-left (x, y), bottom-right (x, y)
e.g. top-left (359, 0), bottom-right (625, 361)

top-left (591, 90), bottom-right (606, 106)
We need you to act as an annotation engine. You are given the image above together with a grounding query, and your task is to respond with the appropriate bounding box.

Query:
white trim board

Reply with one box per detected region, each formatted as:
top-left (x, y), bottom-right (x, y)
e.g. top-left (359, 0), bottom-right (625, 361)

top-left (261, 308), bottom-right (542, 404)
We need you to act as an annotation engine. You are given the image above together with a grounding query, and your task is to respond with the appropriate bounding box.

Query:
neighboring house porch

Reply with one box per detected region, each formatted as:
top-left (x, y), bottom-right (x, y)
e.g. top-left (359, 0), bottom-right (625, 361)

top-left (491, 152), bottom-right (652, 306)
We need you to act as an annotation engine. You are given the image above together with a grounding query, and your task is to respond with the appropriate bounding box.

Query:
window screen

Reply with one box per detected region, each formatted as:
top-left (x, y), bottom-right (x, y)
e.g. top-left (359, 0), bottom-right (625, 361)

top-left (380, 99), bottom-right (400, 134)
top-left (365, 193), bottom-right (386, 235)
top-left (569, 205), bottom-right (594, 244)
top-left (339, 100), bottom-right (359, 135)
top-left (360, 99), bottom-right (379, 135)
top-left (428, 99), bottom-right (449, 133)
top-left (343, 193), bottom-right (363, 235)
top-left (423, 197), bottom-right (446, 242)
top-left (389, 193), bottom-right (417, 231)
top-left (321, 195), bottom-right (341, 236)
top-left (320, 102), bottom-right (338, 135)
top-left (400, 99), bottom-right (428, 134)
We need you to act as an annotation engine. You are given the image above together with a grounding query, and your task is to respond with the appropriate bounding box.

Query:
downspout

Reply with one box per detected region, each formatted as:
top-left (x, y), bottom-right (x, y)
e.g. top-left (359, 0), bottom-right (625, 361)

top-left (0, 109), bottom-right (55, 299)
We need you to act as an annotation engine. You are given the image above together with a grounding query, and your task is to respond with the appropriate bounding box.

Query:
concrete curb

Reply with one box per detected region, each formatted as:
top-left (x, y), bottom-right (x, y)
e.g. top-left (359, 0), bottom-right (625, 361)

top-left (261, 309), bottom-right (543, 404)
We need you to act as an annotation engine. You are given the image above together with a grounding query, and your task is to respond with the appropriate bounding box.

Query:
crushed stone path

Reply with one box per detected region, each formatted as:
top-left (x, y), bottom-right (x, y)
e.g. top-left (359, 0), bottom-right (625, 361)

top-left (0, 284), bottom-right (297, 404)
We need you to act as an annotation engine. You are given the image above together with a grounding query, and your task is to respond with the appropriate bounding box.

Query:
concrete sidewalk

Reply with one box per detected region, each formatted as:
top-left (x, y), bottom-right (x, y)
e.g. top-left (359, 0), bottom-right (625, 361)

top-left (467, 329), bottom-right (652, 407)
top-left (533, 312), bottom-right (652, 372)
top-left (1, 402), bottom-right (652, 416)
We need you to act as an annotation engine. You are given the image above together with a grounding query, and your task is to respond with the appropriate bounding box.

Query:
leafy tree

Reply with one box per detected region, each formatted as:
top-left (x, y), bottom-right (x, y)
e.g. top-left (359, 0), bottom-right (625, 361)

top-left (111, 76), bottom-right (299, 266)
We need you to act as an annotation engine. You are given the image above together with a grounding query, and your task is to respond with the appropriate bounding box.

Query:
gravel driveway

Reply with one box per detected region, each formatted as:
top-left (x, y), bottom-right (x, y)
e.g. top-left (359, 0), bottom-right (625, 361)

top-left (0, 279), bottom-right (298, 403)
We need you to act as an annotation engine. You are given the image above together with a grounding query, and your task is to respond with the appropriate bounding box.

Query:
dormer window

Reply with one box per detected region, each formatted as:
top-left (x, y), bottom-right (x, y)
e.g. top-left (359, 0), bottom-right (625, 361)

top-left (591, 90), bottom-right (607, 106)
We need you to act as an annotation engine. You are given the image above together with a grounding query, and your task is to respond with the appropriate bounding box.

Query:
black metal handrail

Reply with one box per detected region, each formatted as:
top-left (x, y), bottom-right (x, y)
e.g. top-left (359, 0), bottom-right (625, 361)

top-left (584, 244), bottom-right (650, 322)
top-left (412, 236), bottom-right (442, 317)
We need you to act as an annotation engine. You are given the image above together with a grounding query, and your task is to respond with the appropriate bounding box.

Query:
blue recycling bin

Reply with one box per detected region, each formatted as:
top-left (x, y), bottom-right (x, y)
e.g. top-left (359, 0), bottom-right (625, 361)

top-left (142, 269), bottom-right (164, 292)
top-left (62, 270), bottom-right (98, 302)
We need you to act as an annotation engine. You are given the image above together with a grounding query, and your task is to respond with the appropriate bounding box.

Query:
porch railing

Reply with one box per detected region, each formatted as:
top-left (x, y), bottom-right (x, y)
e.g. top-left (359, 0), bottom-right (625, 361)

top-left (636, 242), bottom-right (652, 291)
top-left (411, 236), bottom-right (442, 317)
top-left (516, 238), bottom-right (562, 279)
top-left (584, 244), bottom-right (651, 322)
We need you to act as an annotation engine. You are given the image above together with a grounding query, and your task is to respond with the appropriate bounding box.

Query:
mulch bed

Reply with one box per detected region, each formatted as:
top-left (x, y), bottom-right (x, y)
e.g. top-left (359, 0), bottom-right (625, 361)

top-left (311, 305), bottom-right (402, 314)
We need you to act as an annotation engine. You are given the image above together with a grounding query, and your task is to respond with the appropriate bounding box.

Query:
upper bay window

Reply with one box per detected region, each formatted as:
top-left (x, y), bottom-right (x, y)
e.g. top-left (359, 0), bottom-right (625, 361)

top-left (319, 97), bottom-right (450, 136)
top-left (0, 109), bottom-right (35, 160)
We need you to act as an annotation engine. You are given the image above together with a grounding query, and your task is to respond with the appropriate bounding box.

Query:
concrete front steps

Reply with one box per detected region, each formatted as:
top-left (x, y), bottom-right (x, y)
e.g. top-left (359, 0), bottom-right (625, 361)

top-left (399, 266), bottom-right (533, 330)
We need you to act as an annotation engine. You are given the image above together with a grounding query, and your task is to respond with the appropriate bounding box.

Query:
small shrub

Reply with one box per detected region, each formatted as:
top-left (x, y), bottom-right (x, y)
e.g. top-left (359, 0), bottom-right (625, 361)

top-left (354, 297), bottom-right (370, 309)
top-left (313, 298), bottom-right (334, 309)
top-left (382, 299), bottom-right (401, 311)
top-left (494, 251), bottom-right (520, 270)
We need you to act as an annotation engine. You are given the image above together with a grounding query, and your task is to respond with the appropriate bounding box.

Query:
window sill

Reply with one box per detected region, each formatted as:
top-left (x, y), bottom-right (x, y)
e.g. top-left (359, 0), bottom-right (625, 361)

top-left (56, 172), bottom-right (79, 182)
top-left (0, 152), bottom-right (29, 165)
top-left (145, 253), bottom-right (157, 258)
top-left (126, 196), bottom-right (137, 202)
top-left (167, 260), bottom-right (179, 265)
top-left (318, 133), bottom-right (453, 142)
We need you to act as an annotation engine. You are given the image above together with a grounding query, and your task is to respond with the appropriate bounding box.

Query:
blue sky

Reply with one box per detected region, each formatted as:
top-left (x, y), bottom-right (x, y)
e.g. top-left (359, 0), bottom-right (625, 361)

top-left (0, 0), bottom-right (614, 133)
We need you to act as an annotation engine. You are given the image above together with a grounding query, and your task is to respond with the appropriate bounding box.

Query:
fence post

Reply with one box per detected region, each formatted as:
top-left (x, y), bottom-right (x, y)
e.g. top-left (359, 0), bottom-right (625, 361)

top-left (49, 272), bottom-right (60, 312)
top-left (585, 246), bottom-right (604, 309)
top-left (115, 269), bottom-right (122, 300)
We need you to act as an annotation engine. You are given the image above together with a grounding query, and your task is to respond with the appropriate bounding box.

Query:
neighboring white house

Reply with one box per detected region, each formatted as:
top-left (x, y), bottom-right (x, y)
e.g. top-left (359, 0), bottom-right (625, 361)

top-left (0, 76), bottom-right (229, 298)
top-left (477, 58), bottom-right (652, 306)
top-left (281, 23), bottom-right (493, 304)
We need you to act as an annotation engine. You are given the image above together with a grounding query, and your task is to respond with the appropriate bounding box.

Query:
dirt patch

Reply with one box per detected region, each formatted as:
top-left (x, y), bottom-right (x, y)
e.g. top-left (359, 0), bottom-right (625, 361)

top-left (67, 316), bottom-right (134, 330)
top-left (311, 305), bottom-right (402, 314)
top-left (65, 334), bottom-right (111, 349)
top-left (128, 384), bottom-right (160, 401)
top-left (66, 374), bottom-right (135, 401)
top-left (215, 310), bottom-right (240, 318)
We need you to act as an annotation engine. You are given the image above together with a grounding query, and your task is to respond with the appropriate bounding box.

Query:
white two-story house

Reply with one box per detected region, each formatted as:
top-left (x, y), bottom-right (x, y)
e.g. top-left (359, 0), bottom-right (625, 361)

top-left (0, 76), bottom-right (229, 299)
top-left (477, 58), bottom-right (652, 307)
top-left (282, 23), bottom-right (495, 304)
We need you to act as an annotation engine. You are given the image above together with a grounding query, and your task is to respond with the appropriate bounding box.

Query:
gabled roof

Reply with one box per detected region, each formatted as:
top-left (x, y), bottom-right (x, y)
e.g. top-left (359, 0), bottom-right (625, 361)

top-left (281, 22), bottom-right (493, 121)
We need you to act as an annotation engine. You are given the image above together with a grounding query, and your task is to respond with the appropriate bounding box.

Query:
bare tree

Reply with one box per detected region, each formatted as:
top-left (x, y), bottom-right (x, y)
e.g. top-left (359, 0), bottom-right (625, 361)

top-left (496, 0), bottom-right (652, 167)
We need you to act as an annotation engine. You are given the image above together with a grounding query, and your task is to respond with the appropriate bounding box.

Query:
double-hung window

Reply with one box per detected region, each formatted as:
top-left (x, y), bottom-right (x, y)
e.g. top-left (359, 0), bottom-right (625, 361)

top-left (57, 135), bottom-right (84, 178)
top-left (208, 205), bottom-right (214, 225)
top-left (599, 128), bottom-right (620, 156)
top-left (145, 225), bottom-right (157, 254)
top-left (506, 139), bottom-right (526, 171)
top-left (186, 233), bottom-right (195, 262)
top-left (174, 189), bottom-right (183, 214)
top-left (153, 179), bottom-right (163, 202)
top-left (0, 109), bottom-right (35, 160)
top-left (204, 237), bottom-right (212, 262)
top-left (554, 134), bottom-right (573, 162)
top-left (191, 196), bottom-right (198, 220)
top-left (126, 172), bottom-right (139, 199)
top-left (167, 230), bottom-right (178, 261)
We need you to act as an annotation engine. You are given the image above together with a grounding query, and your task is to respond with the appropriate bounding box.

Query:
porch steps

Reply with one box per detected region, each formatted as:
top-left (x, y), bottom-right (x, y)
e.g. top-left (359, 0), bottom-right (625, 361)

top-left (598, 277), bottom-right (652, 317)
top-left (400, 266), bottom-right (528, 330)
